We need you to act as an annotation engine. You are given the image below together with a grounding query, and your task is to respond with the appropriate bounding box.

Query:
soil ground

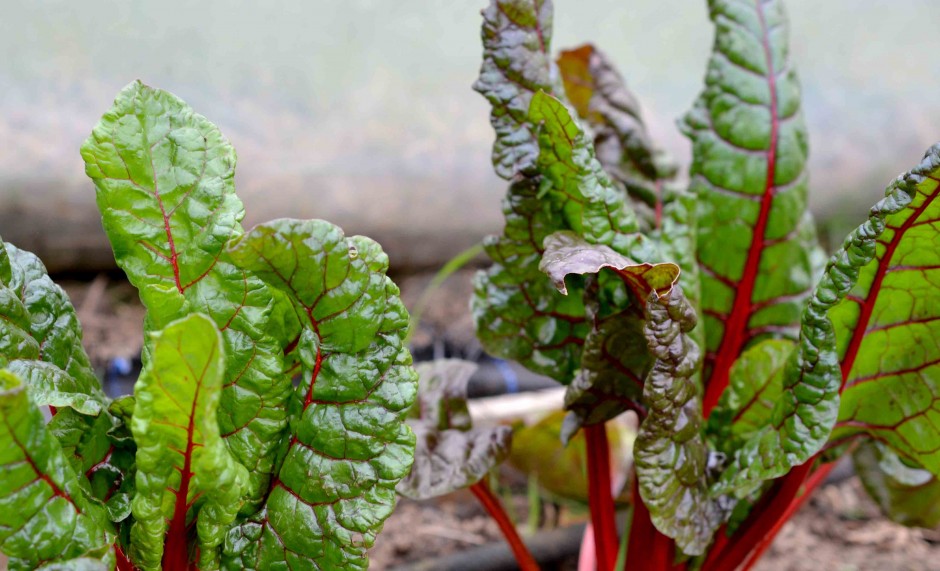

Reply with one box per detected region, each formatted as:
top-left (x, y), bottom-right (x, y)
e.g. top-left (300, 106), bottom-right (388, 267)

top-left (31, 272), bottom-right (938, 571)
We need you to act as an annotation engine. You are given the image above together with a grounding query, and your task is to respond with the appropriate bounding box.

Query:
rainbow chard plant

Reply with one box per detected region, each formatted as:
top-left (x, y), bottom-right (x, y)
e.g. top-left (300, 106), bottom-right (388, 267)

top-left (471, 0), bottom-right (940, 570)
top-left (0, 81), bottom-right (417, 570)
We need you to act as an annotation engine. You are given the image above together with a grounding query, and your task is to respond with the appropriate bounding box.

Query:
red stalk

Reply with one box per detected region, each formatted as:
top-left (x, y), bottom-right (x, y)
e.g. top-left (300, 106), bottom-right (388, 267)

top-left (702, 0), bottom-right (779, 419)
top-left (469, 480), bottom-right (540, 571)
top-left (626, 475), bottom-right (685, 571)
top-left (584, 423), bottom-right (618, 571)
top-left (701, 459), bottom-right (837, 571)
top-left (116, 545), bottom-right (136, 571)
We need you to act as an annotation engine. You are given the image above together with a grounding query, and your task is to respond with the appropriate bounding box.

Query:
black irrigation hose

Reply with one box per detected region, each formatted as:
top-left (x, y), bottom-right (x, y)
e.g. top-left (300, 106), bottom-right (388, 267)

top-left (388, 522), bottom-right (586, 571)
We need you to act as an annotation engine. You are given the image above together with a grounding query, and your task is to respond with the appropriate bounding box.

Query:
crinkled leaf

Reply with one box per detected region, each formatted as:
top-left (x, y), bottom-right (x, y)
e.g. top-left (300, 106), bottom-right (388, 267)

top-left (539, 231), bottom-right (677, 438)
top-left (473, 0), bottom-right (561, 179)
top-left (82, 81), bottom-right (291, 507)
top-left (854, 441), bottom-right (940, 528)
top-left (829, 144), bottom-right (940, 476)
top-left (557, 44), bottom-right (678, 227)
top-left (0, 370), bottom-right (114, 569)
top-left (707, 339), bottom-right (795, 456)
top-left (223, 219), bottom-right (417, 571)
top-left (3, 242), bottom-right (101, 391)
top-left (129, 313), bottom-right (249, 571)
top-left (539, 231), bottom-right (678, 297)
top-left (633, 287), bottom-right (725, 556)
top-left (6, 360), bottom-right (103, 416)
top-left (715, 178), bottom-right (887, 498)
top-left (473, 90), bottom-right (644, 383)
top-left (683, 0), bottom-right (821, 411)
top-left (398, 360), bottom-right (512, 499)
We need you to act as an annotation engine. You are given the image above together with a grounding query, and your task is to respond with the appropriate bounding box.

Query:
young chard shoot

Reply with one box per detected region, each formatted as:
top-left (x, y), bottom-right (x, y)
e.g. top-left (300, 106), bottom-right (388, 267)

top-left (471, 0), bottom-right (940, 570)
top-left (0, 81), bottom-right (418, 570)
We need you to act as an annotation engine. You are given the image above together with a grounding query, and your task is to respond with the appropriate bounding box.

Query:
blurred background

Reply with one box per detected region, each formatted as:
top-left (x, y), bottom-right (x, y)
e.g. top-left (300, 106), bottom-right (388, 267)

top-left (3, 0), bottom-right (940, 274)
top-left (2, 2), bottom-right (940, 569)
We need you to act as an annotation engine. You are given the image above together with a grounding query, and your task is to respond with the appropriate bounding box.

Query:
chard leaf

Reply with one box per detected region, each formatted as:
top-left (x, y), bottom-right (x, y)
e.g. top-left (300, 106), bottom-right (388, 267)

top-left (707, 339), bottom-right (795, 456)
top-left (472, 90), bottom-right (643, 383)
top-left (474, 0), bottom-right (560, 179)
top-left (0, 370), bottom-right (114, 569)
top-left (829, 144), bottom-right (940, 476)
top-left (5, 360), bottom-right (103, 416)
top-left (539, 231), bottom-right (677, 438)
top-left (398, 360), bottom-right (512, 499)
top-left (129, 313), bottom-right (248, 571)
top-left (3, 243), bottom-right (101, 392)
top-left (557, 44), bottom-right (678, 226)
top-left (684, 0), bottom-right (821, 412)
top-left (715, 175), bottom-right (888, 497)
top-left (224, 219), bottom-right (417, 570)
top-left (854, 441), bottom-right (940, 529)
top-left (633, 287), bottom-right (725, 556)
top-left (82, 81), bottom-right (291, 507)
top-left (0, 238), bottom-right (120, 491)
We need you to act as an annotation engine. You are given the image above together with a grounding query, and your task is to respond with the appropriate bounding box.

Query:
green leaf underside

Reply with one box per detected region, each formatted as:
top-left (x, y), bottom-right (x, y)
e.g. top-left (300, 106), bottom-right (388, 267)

top-left (854, 441), bottom-right (940, 528)
top-left (0, 370), bottom-right (114, 570)
top-left (81, 81), bottom-right (291, 507)
top-left (684, 0), bottom-right (820, 411)
top-left (130, 313), bottom-right (248, 571)
top-left (633, 288), bottom-right (725, 556)
top-left (830, 144), bottom-right (940, 476)
top-left (715, 158), bottom-right (904, 498)
top-left (473, 0), bottom-right (560, 179)
top-left (557, 44), bottom-right (678, 227)
top-left (398, 360), bottom-right (512, 499)
top-left (539, 231), bottom-right (679, 437)
top-left (223, 219), bottom-right (417, 571)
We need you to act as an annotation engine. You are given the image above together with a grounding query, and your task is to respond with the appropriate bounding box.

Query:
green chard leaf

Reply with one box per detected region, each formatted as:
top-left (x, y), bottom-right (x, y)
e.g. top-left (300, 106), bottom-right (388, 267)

top-left (557, 44), bottom-right (679, 228)
top-left (129, 313), bottom-right (248, 571)
top-left (0, 238), bottom-right (122, 494)
top-left (715, 168), bottom-right (894, 498)
top-left (684, 0), bottom-right (822, 413)
top-left (706, 339), bottom-right (795, 456)
top-left (829, 144), bottom-right (940, 475)
top-left (81, 81), bottom-right (291, 508)
top-left (223, 219), bottom-right (417, 570)
top-left (0, 370), bottom-right (114, 570)
top-left (633, 287), bottom-right (725, 556)
top-left (473, 0), bottom-right (561, 179)
top-left (398, 360), bottom-right (512, 499)
top-left (854, 441), bottom-right (940, 529)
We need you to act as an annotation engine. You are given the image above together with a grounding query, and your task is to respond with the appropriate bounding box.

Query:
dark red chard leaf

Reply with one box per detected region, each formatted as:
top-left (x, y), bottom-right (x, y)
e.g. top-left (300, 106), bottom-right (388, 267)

top-left (539, 230), bottom-right (677, 438)
top-left (472, 89), bottom-right (644, 383)
top-left (474, 0), bottom-right (560, 179)
top-left (683, 0), bottom-right (823, 415)
top-left (557, 44), bottom-right (678, 228)
top-left (223, 220), bottom-right (417, 570)
top-left (829, 144), bottom-right (940, 476)
top-left (81, 81), bottom-right (291, 508)
top-left (854, 441), bottom-right (940, 529)
top-left (0, 370), bottom-right (115, 569)
top-left (634, 286), bottom-right (726, 556)
top-left (128, 313), bottom-right (248, 571)
top-left (398, 360), bottom-right (512, 499)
